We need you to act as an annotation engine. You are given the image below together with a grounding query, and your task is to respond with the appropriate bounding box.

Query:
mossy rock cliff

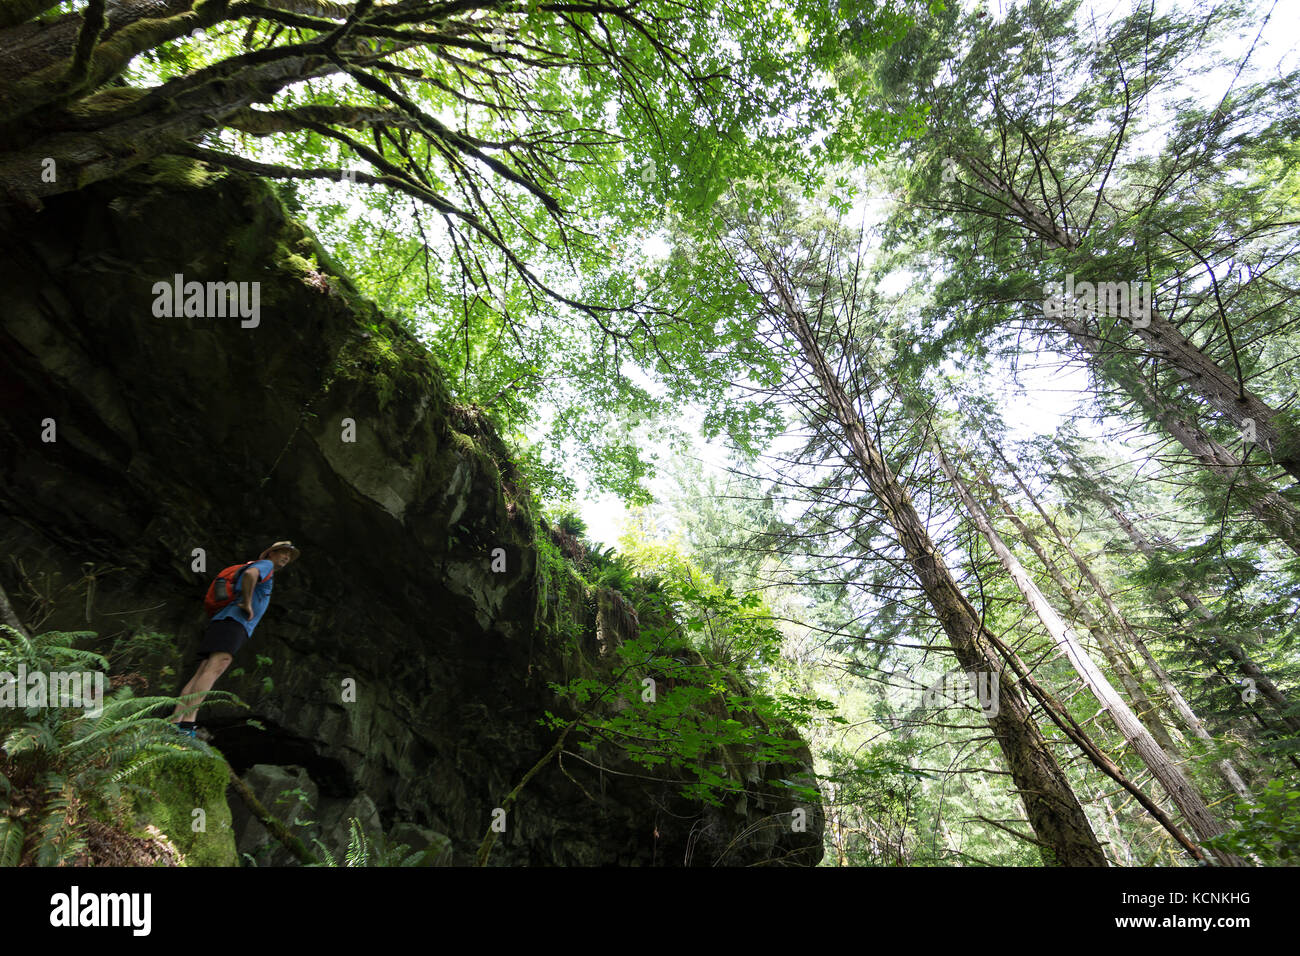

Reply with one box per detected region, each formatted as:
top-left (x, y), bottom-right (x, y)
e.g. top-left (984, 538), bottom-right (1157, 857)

top-left (0, 162), bottom-right (823, 866)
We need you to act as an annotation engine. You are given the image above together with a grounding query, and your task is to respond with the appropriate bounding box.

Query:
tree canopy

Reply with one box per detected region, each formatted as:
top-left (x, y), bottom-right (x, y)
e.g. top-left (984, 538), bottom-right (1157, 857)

top-left (6, 0), bottom-right (1300, 872)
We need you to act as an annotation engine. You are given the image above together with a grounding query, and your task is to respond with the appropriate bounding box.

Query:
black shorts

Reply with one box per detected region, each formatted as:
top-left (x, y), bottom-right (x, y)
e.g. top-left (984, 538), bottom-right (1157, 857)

top-left (197, 617), bottom-right (249, 661)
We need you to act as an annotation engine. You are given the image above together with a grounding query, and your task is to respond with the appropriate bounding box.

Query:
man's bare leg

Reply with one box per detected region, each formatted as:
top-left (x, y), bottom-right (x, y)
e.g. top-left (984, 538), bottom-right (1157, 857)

top-left (170, 652), bottom-right (233, 723)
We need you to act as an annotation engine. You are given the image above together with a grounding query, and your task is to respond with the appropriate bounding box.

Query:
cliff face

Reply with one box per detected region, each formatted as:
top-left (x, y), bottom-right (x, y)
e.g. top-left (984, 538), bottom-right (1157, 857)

top-left (0, 164), bottom-right (823, 866)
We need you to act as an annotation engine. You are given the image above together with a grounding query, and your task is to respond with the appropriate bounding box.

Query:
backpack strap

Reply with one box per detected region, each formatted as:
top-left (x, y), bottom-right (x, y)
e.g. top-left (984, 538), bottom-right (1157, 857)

top-left (233, 560), bottom-right (273, 595)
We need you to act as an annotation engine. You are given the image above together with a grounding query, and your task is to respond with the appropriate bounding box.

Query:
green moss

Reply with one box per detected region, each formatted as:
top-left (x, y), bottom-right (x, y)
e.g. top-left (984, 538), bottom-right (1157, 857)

top-left (281, 253), bottom-right (316, 276)
top-left (326, 338), bottom-right (392, 410)
top-left (450, 429), bottom-right (506, 491)
top-left (129, 154), bottom-right (220, 191)
top-left (224, 182), bottom-right (294, 271)
top-left (68, 86), bottom-right (148, 117)
top-left (299, 233), bottom-right (356, 289)
top-left (449, 429), bottom-right (478, 457)
top-left (532, 518), bottom-right (592, 656)
top-left (322, 319), bottom-right (445, 416)
top-left (130, 754), bottom-right (238, 866)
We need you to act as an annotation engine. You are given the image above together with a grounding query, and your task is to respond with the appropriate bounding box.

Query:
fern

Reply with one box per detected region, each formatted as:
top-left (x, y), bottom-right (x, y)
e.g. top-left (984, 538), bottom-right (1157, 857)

top-left (3, 723), bottom-right (57, 757)
top-left (63, 691), bottom-right (238, 754)
top-left (310, 838), bottom-right (337, 867)
top-left (0, 818), bottom-right (24, 866)
top-left (311, 817), bottom-right (429, 867)
top-left (345, 818), bottom-right (369, 866)
top-left (1, 626), bottom-right (104, 670)
top-left (0, 626), bottom-right (239, 866)
top-left (32, 773), bottom-right (84, 866)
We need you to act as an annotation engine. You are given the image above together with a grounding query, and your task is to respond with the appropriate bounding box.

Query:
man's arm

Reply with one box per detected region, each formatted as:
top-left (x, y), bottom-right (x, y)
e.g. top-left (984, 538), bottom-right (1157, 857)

top-left (237, 566), bottom-right (261, 620)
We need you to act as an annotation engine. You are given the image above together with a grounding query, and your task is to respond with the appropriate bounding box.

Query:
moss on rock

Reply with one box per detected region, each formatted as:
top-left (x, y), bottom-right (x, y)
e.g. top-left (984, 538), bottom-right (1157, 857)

top-left (0, 163), bottom-right (824, 867)
top-left (131, 755), bottom-right (238, 867)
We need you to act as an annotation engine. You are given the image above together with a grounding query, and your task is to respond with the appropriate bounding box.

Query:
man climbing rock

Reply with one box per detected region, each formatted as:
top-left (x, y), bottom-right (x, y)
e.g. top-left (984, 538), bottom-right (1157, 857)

top-left (172, 541), bottom-right (300, 737)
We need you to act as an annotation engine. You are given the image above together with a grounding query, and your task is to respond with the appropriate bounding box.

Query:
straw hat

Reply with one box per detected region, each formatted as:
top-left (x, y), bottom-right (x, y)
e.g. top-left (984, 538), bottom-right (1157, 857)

top-left (259, 540), bottom-right (301, 563)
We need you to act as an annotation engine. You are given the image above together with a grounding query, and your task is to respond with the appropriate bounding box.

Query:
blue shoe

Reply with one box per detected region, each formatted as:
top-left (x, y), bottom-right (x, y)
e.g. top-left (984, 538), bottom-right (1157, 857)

top-left (174, 723), bottom-right (197, 738)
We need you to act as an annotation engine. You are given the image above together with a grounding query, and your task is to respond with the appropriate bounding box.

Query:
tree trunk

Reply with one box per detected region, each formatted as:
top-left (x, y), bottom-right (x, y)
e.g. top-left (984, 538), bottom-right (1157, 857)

top-left (986, 450), bottom-right (1252, 801)
top-left (0, 580), bottom-right (31, 637)
top-left (1094, 786), bottom-right (1135, 867)
top-left (1127, 307), bottom-right (1299, 485)
top-left (1056, 311), bottom-right (1300, 558)
top-left (1073, 459), bottom-right (1300, 736)
top-left (980, 475), bottom-right (1184, 755)
top-left (934, 443), bottom-right (1244, 865)
top-left (956, 154), bottom-right (1300, 483)
top-left (764, 290), bottom-right (1107, 865)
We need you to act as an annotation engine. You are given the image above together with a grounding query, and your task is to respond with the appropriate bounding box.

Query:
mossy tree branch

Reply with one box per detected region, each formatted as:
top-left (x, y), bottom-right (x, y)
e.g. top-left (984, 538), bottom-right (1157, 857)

top-left (224, 762), bottom-right (321, 866)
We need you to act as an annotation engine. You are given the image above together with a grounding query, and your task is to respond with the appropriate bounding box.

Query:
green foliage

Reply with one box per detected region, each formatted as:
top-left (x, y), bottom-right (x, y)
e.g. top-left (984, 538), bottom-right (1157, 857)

top-left (308, 818), bottom-right (432, 868)
top-left (107, 630), bottom-right (182, 684)
top-left (554, 511), bottom-right (588, 540)
top-left (547, 575), bottom-right (832, 808)
top-left (820, 744), bottom-right (931, 866)
top-left (0, 625), bottom-right (238, 866)
top-left (1203, 781), bottom-right (1300, 865)
top-left (587, 548), bottom-right (635, 594)
top-left (532, 519), bottom-right (587, 645)
top-left (276, 787), bottom-right (315, 828)
top-left (105, 0), bottom-right (924, 505)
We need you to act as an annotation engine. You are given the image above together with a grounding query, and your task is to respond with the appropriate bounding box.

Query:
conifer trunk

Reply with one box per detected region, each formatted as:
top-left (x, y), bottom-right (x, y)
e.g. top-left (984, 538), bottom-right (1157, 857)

top-left (1094, 786), bottom-right (1135, 866)
top-left (1056, 312), bottom-right (1300, 558)
top-left (980, 477), bottom-right (1183, 755)
top-left (765, 289), bottom-right (1108, 866)
top-left (934, 446), bottom-right (1244, 865)
top-left (1073, 460), bottom-right (1300, 736)
top-left (957, 155), bottom-right (1300, 484)
top-left (982, 456), bottom-right (1251, 801)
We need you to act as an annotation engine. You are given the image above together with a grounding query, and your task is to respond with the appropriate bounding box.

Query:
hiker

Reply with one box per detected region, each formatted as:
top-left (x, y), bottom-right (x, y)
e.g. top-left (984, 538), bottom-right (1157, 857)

top-left (172, 541), bottom-right (300, 737)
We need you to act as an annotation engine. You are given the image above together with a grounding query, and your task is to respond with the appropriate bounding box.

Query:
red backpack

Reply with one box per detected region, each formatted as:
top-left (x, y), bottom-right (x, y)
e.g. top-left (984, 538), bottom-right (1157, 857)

top-left (204, 562), bottom-right (274, 617)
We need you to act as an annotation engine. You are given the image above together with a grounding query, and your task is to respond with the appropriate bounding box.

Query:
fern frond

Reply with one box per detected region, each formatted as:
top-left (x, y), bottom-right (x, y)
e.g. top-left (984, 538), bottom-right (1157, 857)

top-left (110, 745), bottom-right (208, 785)
top-left (311, 837), bottom-right (337, 867)
top-left (0, 627), bottom-right (104, 671)
top-left (3, 723), bottom-right (58, 757)
top-left (345, 818), bottom-right (368, 866)
top-left (63, 692), bottom-right (240, 752)
top-left (0, 627), bottom-right (238, 866)
top-left (32, 782), bottom-right (78, 867)
top-left (0, 624), bottom-right (36, 662)
top-left (0, 817), bottom-right (24, 866)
